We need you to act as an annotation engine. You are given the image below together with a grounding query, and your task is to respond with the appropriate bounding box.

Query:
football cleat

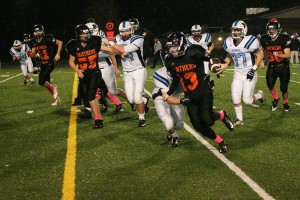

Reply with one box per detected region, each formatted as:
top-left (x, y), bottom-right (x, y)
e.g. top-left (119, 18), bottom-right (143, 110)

top-left (209, 77), bottom-right (215, 90)
top-left (31, 80), bottom-right (35, 85)
top-left (129, 102), bottom-right (137, 111)
top-left (52, 84), bottom-right (58, 99)
top-left (24, 80), bottom-right (27, 86)
top-left (93, 120), bottom-right (103, 129)
top-left (166, 135), bottom-right (172, 141)
top-left (221, 110), bottom-right (234, 131)
top-left (143, 95), bottom-right (150, 113)
top-left (72, 98), bottom-right (82, 106)
top-left (283, 103), bottom-right (290, 112)
top-left (51, 96), bottom-right (60, 106)
top-left (233, 119), bottom-right (243, 127)
top-left (257, 90), bottom-right (266, 104)
top-left (271, 98), bottom-right (279, 111)
top-left (78, 109), bottom-right (92, 119)
top-left (171, 137), bottom-right (179, 147)
top-left (113, 104), bottom-right (125, 114)
top-left (138, 119), bottom-right (146, 127)
top-left (218, 141), bottom-right (228, 153)
top-left (101, 104), bottom-right (108, 113)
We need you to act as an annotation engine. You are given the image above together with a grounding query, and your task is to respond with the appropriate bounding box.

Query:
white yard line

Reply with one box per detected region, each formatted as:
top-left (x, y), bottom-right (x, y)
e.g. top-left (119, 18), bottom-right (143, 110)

top-left (0, 73), bottom-right (22, 83)
top-left (144, 88), bottom-right (275, 200)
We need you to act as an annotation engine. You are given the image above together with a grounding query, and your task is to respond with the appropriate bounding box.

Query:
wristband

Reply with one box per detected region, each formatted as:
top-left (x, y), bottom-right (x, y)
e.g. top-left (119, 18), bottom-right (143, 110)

top-left (252, 65), bottom-right (257, 71)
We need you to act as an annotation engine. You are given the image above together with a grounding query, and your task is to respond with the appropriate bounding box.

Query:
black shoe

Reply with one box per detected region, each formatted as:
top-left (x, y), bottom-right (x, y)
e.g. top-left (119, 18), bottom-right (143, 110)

top-left (72, 99), bottom-right (82, 106)
top-left (24, 80), bottom-right (27, 86)
top-left (271, 98), bottom-right (279, 111)
top-left (101, 104), bottom-right (108, 113)
top-left (143, 95), bottom-right (150, 113)
top-left (209, 78), bottom-right (215, 90)
top-left (218, 141), bottom-right (228, 153)
top-left (283, 103), bottom-right (290, 112)
top-left (93, 120), bottom-right (103, 129)
top-left (113, 104), bottom-right (125, 114)
top-left (221, 110), bottom-right (234, 131)
top-left (171, 137), bottom-right (179, 147)
top-left (78, 109), bottom-right (92, 119)
top-left (129, 102), bottom-right (136, 111)
top-left (138, 119), bottom-right (146, 127)
top-left (166, 135), bottom-right (172, 141)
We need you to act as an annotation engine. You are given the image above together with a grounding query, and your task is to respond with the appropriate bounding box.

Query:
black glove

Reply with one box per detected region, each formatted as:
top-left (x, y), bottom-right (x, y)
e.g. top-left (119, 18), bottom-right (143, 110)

top-left (247, 68), bottom-right (256, 81)
top-left (152, 89), bottom-right (162, 100)
top-left (180, 98), bottom-right (190, 106)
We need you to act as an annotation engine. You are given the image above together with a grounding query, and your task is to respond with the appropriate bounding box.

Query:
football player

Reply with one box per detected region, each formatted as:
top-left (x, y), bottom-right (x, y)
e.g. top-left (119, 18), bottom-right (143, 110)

top-left (9, 40), bottom-right (35, 85)
top-left (260, 19), bottom-right (291, 112)
top-left (162, 32), bottom-right (234, 153)
top-left (152, 64), bottom-right (184, 147)
top-left (86, 22), bottom-right (126, 114)
top-left (217, 20), bottom-right (265, 126)
top-left (28, 24), bottom-right (63, 106)
top-left (110, 21), bottom-right (149, 127)
top-left (65, 24), bottom-right (115, 128)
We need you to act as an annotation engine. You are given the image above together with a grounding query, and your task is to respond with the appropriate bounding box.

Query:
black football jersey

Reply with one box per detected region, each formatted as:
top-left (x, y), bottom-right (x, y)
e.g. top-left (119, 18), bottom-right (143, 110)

top-left (165, 45), bottom-right (208, 99)
top-left (28, 34), bottom-right (57, 64)
top-left (260, 34), bottom-right (291, 65)
top-left (65, 36), bottom-right (102, 73)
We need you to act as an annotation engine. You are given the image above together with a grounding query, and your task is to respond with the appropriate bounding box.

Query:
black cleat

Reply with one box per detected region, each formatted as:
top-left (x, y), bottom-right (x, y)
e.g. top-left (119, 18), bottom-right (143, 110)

top-left (93, 120), bottom-right (103, 129)
top-left (218, 141), bottom-right (228, 153)
top-left (209, 78), bottom-right (215, 90)
top-left (271, 98), bottom-right (279, 111)
top-left (171, 137), bottom-right (179, 147)
top-left (72, 99), bottom-right (82, 106)
top-left (221, 110), bottom-right (234, 131)
top-left (113, 104), bottom-right (125, 114)
top-left (283, 103), bottom-right (290, 112)
top-left (143, 95), bottom-right (150, 113)
top-left (166, 135), bottom-right (172, 141)
top-left (24, 80), bottom-right (27, 86)
top-left (129, 103), bottom-right (136, 111)
top-left (138, 119), bottom-right (146, 127)
top-left (78, 109), bottom-right (92, 119)
top-left (101, 104), bottom-right (108, 113)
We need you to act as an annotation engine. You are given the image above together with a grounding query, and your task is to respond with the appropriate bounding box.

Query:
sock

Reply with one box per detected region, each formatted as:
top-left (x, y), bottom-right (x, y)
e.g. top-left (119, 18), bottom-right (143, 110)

top-left (271, 88), bottom-right (279, 100)
top-left (234, 105), bottom-right (243, 121)
top-left (138, 113), bottom-right (145, 120)
top-left (94, 114), bottom-right (101, 120)
top-left (142, 96), bottom-right (148, 104)
top-left (86, 107), bottom-right (92, 112)
top-left (214, 134), bottom-right (223, 144)
top-left (24, 76), bottom-right (27, 81)
top-left (219, 111), bottom-right (224, 120)
top-left (47, 84), bottom-right (54, 95)
top-left (253, 93), bottom-right (262, 101)
top-left (283, 99), bottom-right (288, 104)
top-left (107, 93), bottom-right (122, 105)
top-left (171, 131), bottom-right (179, 138)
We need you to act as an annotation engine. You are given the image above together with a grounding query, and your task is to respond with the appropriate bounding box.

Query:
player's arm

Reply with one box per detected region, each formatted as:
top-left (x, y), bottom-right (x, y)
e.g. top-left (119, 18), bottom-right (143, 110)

top-left (100, 45), bottom-right (114, 55)
top-left (216, 55), bottom-right (231, 74)
top-left (110, 54), bottom-right (120, 77)
top-left (207, 42), bottom-right (214, 54)
top-left (273, 47), bottom-right (291, 59)
top-left (55, 39), bottom-right (63, 61)
top-left (253, 48), bottom-right (264, 69)
top-left (69, 54), bottom-right (84, 78)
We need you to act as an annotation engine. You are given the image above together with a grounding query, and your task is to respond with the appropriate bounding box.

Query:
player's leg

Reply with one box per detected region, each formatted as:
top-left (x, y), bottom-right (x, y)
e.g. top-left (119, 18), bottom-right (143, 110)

top-left (231, 73), bottom-right (244, 125)
top-left (266, 67), bottom-right (280, 111)
top-left (26, 60), bottom-right (35, 84)
top-left (278, 66), bottom-right (291, 111)
top-left (20, 63), bottom-right (28, 85)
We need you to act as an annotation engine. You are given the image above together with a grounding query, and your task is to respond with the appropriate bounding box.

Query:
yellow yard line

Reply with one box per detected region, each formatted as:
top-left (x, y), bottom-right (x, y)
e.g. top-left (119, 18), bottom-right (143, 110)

top-left (62, 73), bottom-right (78, 200)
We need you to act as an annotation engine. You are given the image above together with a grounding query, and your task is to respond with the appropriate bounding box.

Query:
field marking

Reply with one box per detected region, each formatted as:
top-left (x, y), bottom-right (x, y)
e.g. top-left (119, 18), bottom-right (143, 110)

top-left (144, 89), bottom-right (275, 200)
top-left (0, 73), bottom-right (22, 83)
top-left (61, 73), bottom-right (78, 200)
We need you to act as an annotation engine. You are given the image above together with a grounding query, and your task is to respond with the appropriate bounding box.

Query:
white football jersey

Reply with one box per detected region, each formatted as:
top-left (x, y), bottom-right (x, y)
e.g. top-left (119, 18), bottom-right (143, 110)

top-left (152, 67), bottom-right (183, 98)
top-left (114, 34), bottom-right (144, 71)
top-left (187, 33), bottom-right (211, 50)
top-left (9, 44), bottom-right (31, 63)
top-left (223, 35), bottom-right (260, 74)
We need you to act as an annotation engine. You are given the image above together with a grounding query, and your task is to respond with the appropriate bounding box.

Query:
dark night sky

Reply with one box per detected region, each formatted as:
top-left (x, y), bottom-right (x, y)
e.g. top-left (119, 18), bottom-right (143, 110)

top-left (0, 0), bottom-right (298, 59)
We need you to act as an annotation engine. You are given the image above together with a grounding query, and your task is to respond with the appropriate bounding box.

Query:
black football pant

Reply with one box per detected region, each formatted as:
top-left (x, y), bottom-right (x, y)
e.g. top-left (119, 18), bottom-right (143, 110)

top-left (79, 70), bottom-right (101, 104)
top-left (39, 63), bottom-right (55, 86)
top-left (187, 89), bottom-right (220, 140)
top-left (266, 65), bottom-right (290, 93)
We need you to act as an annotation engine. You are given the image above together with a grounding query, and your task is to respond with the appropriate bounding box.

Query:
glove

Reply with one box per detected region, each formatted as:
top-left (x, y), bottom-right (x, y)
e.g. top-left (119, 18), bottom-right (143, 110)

top-left (247, 68), bottom-right (256, 81)
top-left (152, 89), bottom-right (162, 100)
top-left (180, 98), bottom-right (190, 106)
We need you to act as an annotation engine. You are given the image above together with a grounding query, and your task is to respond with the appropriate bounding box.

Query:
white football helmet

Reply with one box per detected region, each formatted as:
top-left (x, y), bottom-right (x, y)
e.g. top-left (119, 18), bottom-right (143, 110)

top-left (13, 40), bottom-right (22, 50)
top-left (191, 24), bottom-right (202, 36)
top-left (86, 22), bottom-right (99, 36)
top-left (231, 20), bottom-right (247, 39)
top-left (119, 21), bottom-right (133, 41)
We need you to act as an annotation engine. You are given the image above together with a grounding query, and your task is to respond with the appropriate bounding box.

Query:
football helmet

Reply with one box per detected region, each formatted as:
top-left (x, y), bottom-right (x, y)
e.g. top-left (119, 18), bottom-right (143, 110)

top-left (165, 32), bottom-right (188, 58)
top-left (119, 21), bottom-right (133, 41)
top-left (129, 18), bottom-right (139, 30)
top-left (231, 20), bottom-right (247, 40)
top-left (266, 21), bottom-right (282, 39)
top-left (13, 40), bottom-right (22, 51)
top-left (75, 24), bottom-right (91, 42)
top-left (33, 24), bottom-right (44, 39)
top-left (86, 22), bottom-right (100, 36)
top-left (23, 34), bottom-right (31, 43)
top-left (87, 18), bottom-right (96, 23)
top-left (191, 24), bottom-right (202, 36)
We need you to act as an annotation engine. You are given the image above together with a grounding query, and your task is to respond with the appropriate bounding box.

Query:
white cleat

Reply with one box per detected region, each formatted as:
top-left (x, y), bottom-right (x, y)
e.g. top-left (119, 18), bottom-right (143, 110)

top-left (52, 96), bottom-right (61, 106)
top-left (257, 90), bottom-right (266, 104)
top-left (53, 84), bottom-right (58, 99)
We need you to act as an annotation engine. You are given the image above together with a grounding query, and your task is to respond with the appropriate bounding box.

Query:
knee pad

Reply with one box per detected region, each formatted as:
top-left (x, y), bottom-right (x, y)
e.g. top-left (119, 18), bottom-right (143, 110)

top-left (163, 117), bottom-right (174, 131)
top-left (133, 92), bottom-right (143, 104)
top-left (243, 97), bottom-right (253, 105)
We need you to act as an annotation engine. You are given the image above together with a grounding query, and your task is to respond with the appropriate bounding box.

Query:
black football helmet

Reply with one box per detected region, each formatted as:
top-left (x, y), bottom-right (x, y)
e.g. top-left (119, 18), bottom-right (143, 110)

top-left (75, 24), bottom-right (91, 42)
top-left (33, 24), bottom-right (44, 40)
top-left (23, 33), bottom-right (31, 43)
top-left (266, 21), bottom-right (282, 39)
top-left (87, 18), bottom-right (96, 23)
top-left (129, 18), bottom-right (139, 30)
top-left (166, 32), bottom-right (188, 58)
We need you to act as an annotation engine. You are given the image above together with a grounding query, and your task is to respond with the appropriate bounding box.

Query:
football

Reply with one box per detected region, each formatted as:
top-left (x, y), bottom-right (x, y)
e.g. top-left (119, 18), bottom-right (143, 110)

top-left (209, 58), bottom-right (222, 73)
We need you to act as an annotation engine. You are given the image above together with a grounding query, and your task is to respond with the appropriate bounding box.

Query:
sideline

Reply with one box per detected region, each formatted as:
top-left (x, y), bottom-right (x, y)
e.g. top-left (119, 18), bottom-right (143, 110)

top-left (144, 89), bottom-right (275, 200)
top-left (61, 73), bottom-right (78, 200)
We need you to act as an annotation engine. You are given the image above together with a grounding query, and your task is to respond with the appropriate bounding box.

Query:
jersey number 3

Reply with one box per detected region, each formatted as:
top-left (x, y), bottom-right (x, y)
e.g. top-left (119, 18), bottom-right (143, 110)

top-left (180, 72), bottom-right (198, 92)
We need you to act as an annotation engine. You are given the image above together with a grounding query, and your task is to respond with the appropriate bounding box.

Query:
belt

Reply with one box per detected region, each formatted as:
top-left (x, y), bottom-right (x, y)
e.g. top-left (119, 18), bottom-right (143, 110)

top-left (124, 68), bottom-right (144, 73)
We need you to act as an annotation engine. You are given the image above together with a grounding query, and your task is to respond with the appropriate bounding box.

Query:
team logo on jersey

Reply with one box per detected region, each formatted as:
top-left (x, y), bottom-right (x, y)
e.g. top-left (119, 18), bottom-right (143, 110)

top-left (175, 64), bottom-right (196, 72)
